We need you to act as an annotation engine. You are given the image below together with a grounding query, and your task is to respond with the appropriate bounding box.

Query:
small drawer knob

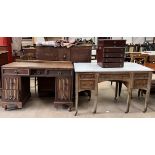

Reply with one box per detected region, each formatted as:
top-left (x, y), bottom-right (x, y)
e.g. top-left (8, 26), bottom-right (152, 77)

top-left (14, 70), bottom-right (18, 74)
top-left (58, 72), bottom-right (62, 75)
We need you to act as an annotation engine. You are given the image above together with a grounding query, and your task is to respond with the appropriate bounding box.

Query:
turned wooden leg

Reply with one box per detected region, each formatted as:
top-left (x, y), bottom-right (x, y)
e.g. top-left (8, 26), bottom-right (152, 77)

top-left (75, 74), bottom-right (79, 116)
top-left (125, 89), bottom-right (132, 113)
top-left (114, 82), bottom-right (118, 101)
top-left (143, 72), bottom-right (152, 112)
top-left (143, 89), bottom-right (150, 113)
top-left (118, 82), bottom-right (122, 97)
top-left (93, 80), bottom-right (98, 113)
top-left (138, 89), bottom-right (141, 98)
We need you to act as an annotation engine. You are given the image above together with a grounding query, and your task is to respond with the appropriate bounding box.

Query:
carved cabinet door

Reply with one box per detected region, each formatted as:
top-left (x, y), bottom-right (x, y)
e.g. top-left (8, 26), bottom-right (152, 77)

top-left (55, 77), bottom-right (72, 102)
top-left (2, 76), bottom-right (20, 102)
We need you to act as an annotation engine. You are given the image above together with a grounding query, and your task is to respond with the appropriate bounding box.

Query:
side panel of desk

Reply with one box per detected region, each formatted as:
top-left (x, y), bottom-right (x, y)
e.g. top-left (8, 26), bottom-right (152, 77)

top-left (0, 52), bottom-right (8, 97)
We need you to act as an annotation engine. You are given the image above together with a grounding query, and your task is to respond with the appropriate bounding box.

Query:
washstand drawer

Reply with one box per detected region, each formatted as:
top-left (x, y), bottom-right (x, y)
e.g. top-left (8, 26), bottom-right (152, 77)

top-left (80, 80), bottom-right (95, 90)
top-left (79, 73), bottom-right (96, 79)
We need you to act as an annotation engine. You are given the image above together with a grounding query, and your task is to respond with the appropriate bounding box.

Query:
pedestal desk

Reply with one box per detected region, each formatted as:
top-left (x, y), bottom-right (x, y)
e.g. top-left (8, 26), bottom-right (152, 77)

top-left (74, 62), bottom-right (153, 115)
top-left (1, 61), bottom-right (73, 110)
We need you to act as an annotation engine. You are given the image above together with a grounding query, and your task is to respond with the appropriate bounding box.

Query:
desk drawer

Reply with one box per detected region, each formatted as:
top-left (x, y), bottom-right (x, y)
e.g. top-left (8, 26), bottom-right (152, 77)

top-left (79, 73), bottom-right (95, 79)
top-left (30, 69), bottom-right (46, 76)
top-left (99, 73), bottom-right (130, 80)
top-left (134, 73), bottom-right (149, 79)
top-left (47, 70), bottom-right (72, 77)
top-left (133, 79), bottom-right (148, 88)
top-left (80, 80), bottom-right (95, 90)
top-left (3, 69), bottom-right (29, 75)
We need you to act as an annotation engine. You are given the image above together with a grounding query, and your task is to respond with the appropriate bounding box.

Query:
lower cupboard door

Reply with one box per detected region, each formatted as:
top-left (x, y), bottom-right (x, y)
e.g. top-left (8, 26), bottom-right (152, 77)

top-left (2, 90), bottom-right (20, 102)
top-left (55, 78), bottom-right (71, 101)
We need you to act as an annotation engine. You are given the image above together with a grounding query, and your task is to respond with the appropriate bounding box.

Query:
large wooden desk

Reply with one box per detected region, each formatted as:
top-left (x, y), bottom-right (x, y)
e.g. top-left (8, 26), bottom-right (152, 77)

top-left (1, 61), bottom-right (73, 110)
top-left (74, 62), bottom-right (153, 115)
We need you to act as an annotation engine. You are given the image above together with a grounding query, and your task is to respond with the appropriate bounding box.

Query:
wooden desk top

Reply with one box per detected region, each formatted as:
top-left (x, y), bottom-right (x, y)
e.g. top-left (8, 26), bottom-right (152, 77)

top-left (74, 62), bottom-right (153, 73)
top-left (2, 61), bottom-right (73, 70)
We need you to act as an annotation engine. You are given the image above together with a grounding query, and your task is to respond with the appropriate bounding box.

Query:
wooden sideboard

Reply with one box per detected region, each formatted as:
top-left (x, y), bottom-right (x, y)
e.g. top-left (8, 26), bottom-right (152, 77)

top-left (1, 61), bottom-right (73, 110)
top-left (0, 51), bottom-right (8, 97)
top-left (74, 62), bottom-right (153, 115)
top-left (36, 45), bottom-right (92, 62)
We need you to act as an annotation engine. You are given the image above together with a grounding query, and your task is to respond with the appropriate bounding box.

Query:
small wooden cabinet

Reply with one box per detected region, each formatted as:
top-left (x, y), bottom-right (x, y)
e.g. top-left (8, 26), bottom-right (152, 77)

top-left (97, 40), bottom-right (126, 68)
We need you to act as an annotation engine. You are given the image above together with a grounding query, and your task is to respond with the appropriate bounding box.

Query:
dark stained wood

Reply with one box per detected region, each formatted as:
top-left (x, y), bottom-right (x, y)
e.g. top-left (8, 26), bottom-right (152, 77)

top-left (97, 40), bottom-right (126, 68)
top-left (36, 45), bottom-right (92, 62)
top-left (0, 51), bottom-right (8, 97)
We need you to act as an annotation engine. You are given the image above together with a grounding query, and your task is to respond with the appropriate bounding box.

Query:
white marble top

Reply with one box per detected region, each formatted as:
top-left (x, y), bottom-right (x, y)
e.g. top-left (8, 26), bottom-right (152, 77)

top-left (74, 62), bottom-right (153, 73)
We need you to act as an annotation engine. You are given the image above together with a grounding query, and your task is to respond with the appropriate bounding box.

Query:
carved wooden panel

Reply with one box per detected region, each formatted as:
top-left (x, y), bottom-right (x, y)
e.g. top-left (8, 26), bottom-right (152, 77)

top-left (55, 77), bottom-right (72, 101)
top-left (3, 76), bottom-right (20, 90)
top-left (2, 90), bottom-right (19, 102)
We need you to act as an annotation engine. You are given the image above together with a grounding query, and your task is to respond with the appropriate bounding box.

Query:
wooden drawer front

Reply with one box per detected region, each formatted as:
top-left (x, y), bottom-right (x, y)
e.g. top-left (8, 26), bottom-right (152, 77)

top-left (133, 79), bottom-right (148, 88)
top-left (30, 69), bottom-right (46, 76)
top-left (3, 69), bottom-right (29, 75)
top-left (47, 70), bottom-right (72, 77)
top-left (98, 40), bottom-right (126, 47)
top-left (102, 58), bottom-right (124, 63)
top-left (99, 73), bottom-right (130, 80)
top-left (2, 90), bottom-right (20, 102)
top-left (55, 77), bottom-right (72, 101)
top-left (104, 48), bottom-right (125, 53)
top-left (79, 74), bottom-right (95, 79)
top-left (80, 80), bottom-right (95, 90)
top-left (103, 52), bottom-right (124, 58)
top-left (134, 73), bottom-right (149, 79)
top-left (3, 77), bottom-right (19, 90)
